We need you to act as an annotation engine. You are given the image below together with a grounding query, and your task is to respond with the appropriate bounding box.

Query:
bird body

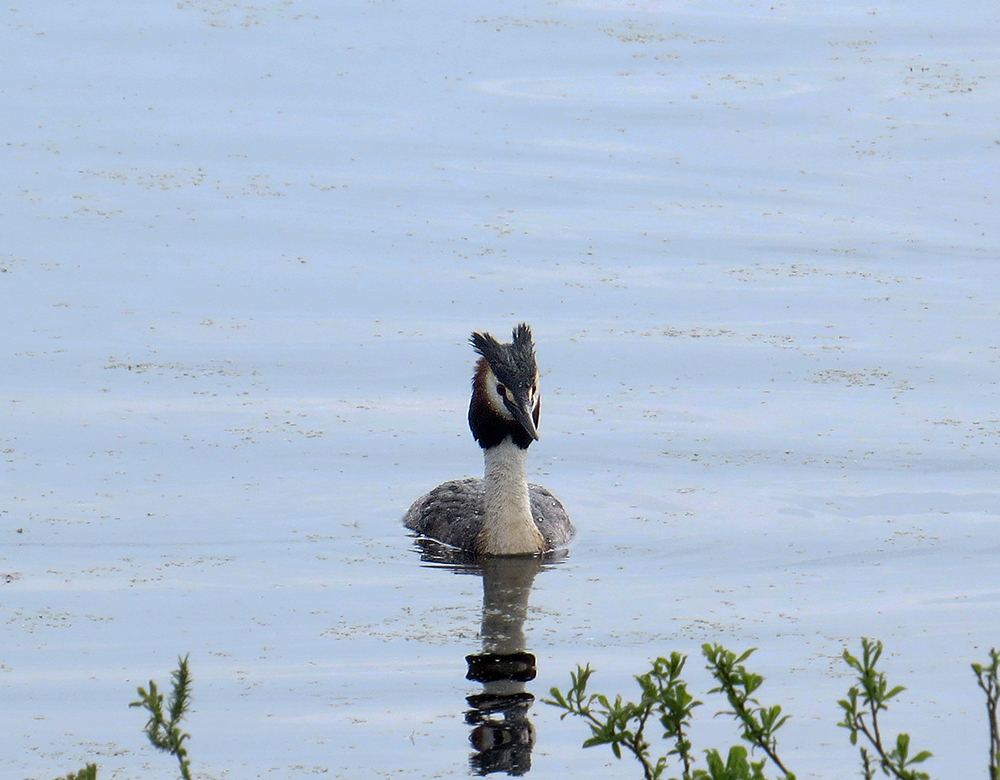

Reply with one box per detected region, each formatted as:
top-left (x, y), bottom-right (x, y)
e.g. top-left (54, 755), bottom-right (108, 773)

top-left (404, 324), bottom-right (574, 556)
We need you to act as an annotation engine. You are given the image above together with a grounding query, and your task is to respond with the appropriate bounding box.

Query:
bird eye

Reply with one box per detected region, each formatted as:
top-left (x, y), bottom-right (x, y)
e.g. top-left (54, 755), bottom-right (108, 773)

top-left (496, 383), bottom-right (506, 397)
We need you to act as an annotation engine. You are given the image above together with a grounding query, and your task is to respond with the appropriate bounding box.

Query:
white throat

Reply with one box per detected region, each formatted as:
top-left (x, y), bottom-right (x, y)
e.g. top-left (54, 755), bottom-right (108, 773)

top-left (478, 438), bottom-right (545, 555)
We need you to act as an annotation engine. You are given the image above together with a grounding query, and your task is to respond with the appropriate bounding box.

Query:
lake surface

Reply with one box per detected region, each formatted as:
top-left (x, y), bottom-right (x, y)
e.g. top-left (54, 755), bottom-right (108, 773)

top-left (4, 1), bottom-right (1000, 778)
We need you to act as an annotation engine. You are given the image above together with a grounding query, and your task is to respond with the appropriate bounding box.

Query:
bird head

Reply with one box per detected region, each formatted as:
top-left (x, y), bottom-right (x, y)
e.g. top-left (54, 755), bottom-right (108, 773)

top-left (469, 323), bottom-right (541, 449)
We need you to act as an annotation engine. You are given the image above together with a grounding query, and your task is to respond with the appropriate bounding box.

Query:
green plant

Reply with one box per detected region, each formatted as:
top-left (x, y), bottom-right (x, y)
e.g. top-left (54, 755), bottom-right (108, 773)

top-left (547, 640), bottom-right (1000, 780)
top-left (544, 645), bottom-right (795, 779)
top-left (544, 652), bottom-right (701, 780)
top-left (129, 654), bottom-right (195, 780)
top-left (702, 645), bottom-right (794, 780)
top-left (972, 648), bottom-right (1000, 780)
top-left (837, 637), bottom-right (932, 780)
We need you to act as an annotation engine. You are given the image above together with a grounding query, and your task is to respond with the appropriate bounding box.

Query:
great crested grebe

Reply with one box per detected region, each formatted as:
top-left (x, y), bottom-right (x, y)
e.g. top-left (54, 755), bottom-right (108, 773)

top-left (404, 323), bottom-right (574, 556)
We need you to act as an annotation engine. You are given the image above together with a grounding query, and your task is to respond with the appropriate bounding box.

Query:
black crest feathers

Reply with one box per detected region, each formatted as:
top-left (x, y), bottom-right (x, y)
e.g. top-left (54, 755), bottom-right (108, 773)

top-left (469, 323), bottom-right (536, 390)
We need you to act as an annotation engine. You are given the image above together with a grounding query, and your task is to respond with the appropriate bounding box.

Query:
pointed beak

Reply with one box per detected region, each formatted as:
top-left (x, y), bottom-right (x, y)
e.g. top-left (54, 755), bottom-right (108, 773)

top-left (506, 393), bottom-right (540, 441)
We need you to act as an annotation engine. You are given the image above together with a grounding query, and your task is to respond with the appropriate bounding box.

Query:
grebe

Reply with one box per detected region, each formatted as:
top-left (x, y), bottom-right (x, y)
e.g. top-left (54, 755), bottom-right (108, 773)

top-left (404, 323), bottom-right (574, 556)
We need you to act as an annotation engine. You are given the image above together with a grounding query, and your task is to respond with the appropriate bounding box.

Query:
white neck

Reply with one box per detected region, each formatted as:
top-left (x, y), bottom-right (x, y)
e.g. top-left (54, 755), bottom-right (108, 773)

top-left (478, 438), bottom-right (545, 555)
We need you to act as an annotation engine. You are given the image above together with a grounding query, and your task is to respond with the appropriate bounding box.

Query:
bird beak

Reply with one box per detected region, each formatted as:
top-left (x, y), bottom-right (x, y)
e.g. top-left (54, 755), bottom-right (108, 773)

top-left (507, 394), bottom-right (540, 441)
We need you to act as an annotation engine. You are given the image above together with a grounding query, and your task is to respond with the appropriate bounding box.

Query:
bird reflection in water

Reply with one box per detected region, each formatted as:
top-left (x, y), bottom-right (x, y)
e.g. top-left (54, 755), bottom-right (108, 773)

top-left (414, 539), bottom-right (570, 776)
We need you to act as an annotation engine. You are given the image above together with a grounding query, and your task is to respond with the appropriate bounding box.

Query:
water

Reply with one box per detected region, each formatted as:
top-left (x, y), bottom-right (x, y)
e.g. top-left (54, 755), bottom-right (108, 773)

top-left (4, 1), bottom-right (1000, 778)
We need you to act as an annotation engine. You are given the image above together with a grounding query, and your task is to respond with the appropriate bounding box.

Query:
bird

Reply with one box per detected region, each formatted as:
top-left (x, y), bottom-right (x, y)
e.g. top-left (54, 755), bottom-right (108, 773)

top-left (404, 323), bottom-right (574, 556)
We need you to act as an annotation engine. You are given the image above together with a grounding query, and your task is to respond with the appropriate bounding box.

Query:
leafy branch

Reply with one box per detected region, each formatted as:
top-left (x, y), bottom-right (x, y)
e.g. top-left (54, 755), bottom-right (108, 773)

top-left (972, 648), bottom-right (1000, 780)
top-left (702, 644), bottom-right (794, 780)
top-left (545, 647), bottom-right (794, 780)
top-left (547, 640), bottom-right (1000, 780)
top-left (129, 654), bottom-right (195, 780)
top-left (837, 637), bottom-right (932, 780)
top-left (543, 652), bottom-right (700, 780)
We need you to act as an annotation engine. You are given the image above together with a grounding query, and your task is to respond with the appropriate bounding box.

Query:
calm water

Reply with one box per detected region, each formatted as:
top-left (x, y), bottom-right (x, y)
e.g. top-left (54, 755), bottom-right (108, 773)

top-left (4, 1), bottom-right (1000, 778)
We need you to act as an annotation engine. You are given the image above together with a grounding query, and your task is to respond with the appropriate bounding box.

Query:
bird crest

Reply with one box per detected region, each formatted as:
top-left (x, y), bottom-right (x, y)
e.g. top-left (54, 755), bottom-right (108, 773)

top-left (470, 323), bottom-right (537, 391)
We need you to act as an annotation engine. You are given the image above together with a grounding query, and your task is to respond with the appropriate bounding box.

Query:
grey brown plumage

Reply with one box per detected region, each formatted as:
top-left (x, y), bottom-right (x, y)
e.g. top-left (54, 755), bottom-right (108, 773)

top-left (404, 477), bottom-right (573, 551)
